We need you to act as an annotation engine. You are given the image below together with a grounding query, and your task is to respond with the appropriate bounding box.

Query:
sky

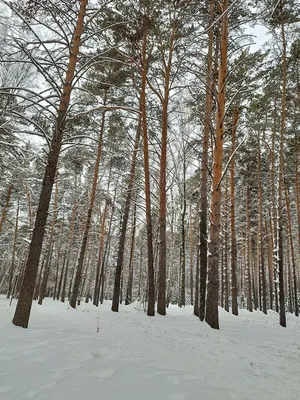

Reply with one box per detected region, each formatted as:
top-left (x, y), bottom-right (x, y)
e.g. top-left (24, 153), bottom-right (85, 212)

top-left (247, 24), bottom-right (270, 51)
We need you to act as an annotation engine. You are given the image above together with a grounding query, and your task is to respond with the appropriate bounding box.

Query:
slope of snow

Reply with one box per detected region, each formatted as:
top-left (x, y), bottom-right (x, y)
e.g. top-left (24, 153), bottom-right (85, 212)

top-left (0, 298), bottom-right (299, 400)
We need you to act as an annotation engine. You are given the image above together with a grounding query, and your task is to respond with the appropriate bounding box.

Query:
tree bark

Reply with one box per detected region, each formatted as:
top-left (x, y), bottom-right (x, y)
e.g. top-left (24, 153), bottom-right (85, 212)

top-left (157, 21), bottom-right (176, 316)
top-left (189, 205), bottom-right (194, 305)
top-left (7, 199), bottom-right (19, 299)
top-left (230, 107), bottom-right (239, 316)
top-left (38, 175), bottom-right (59, 305)
top-left (284, 181), bottom-right (298, 316)
top-left (277, 0), bottom-right (287, 327)
top-left (205, 0), bottom-right (229, 330)
top-left (179, 156), bottom-right (187, 307)
top-left (70, 89), bottom-right (107, 309)
top-left (12, 0), bottom-right (88, 328)
top-left (125, 199), bottom-right (137, 305)
top-left (94, 199), bottom-right (108, 306)
top-left (0, 184), bottom-right (12, 234)
top-left (257, 136), bottom-right (267, 314)
top-left (224, 180), bottom-right (229, 312)
top-left (295, 154), bottom-right (300, 258)
top-left (111, 120), bottom-right (141, 311)
top-left (61, 197), bottom-right (77, 303)
top-left (199, 0), bottom-right (215, 322)
top-left (266, 217), bottom-right (274, 310)
top-left (140, 23), bottom-right (155, 317)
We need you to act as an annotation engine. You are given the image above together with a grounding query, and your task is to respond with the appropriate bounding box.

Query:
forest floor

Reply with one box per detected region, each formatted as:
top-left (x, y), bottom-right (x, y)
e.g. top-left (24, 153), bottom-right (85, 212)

top-left (0, 298), bottom-right (299, 400)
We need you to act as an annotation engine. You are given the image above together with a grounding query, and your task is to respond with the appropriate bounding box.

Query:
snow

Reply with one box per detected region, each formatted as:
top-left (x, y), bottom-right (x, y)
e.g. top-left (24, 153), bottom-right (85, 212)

top-left (0, 298), bottom-right (299, 400)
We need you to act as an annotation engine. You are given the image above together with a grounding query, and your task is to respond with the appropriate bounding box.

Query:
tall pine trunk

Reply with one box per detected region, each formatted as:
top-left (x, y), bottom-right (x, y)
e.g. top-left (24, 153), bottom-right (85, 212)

top-left (179, 156), bottom-right (187, 307)
top-left (0, 184), bottom-right (12, 234)
top-left (125, 200), bottom-right (137, 305)
top-left (12, 0), bottom-right (88, 328)
top-left (140, 23), bottom-right (155, 317)
top-left (7, 200), bottom-right (19, 299)
top-left (157, 21), bottom-right (176, 316)
top-left (284, 181), bottom-right (298, 316)
top-left (70, 90), bottom-right (107, 309)
top-left (205, 0), bottom-right (229, 330)
top-left (230, 107), bottom-right (239, 316)
top-left (38, 175), bottom-right (59, 305)
top-left (199, 0), bottom-right (215, 321)
top-left (257, 136), bottom-right (267, 314)
top-left (111, 120), bottom-right (141, 311)
top-left (277, 1), bottom-right (287, 327)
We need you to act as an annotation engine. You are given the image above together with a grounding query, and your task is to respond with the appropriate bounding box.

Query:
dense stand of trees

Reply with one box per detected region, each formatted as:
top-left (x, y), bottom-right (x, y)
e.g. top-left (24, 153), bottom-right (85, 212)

top-left (0, 0), bottom-right (299, 329)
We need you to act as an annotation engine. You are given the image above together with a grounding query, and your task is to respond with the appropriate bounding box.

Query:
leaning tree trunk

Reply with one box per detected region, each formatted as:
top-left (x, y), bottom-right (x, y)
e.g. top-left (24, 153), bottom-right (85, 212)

top-left (12, 0), bottom-right (88, 328)
top-left (70, 90), bottom-right (107, 309)
top-left (205, 0), bottom-right (229, 330)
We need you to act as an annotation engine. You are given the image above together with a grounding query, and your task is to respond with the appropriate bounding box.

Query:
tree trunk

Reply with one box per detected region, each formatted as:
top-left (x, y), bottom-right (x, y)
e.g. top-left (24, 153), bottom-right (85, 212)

top-left (61, 197), bottom-right (77, 303)
top-left (38, 244), bottom-right (53, 304)
top-left (179, 157), bottom-right (187, 307)
top-left (277, 1), bottom-right (287, 327)
top-left (12, 0), bottom-right (88, 328)
top-left (56, 249), bottom-right (67, 300)
top-left (266, 218), bottom-right (273, 310)
top-left (7, 200), bottom-right (19, 299)
top-left (70, 89), bottom-right (107, 309)
top-left (157, 21), bottom-right (176, 316)
top-left (111, 120), bottom-right (141, 311)
top-left (246, 188), bottom-right (253, 312)
top-left (295, 155), bottom-right (300, 253)
top-left (125, 199), bottom-right (137, 305)
top-left (257, 136), bottom-right (267, 314)
top-left (205, 0), bottom-right (229, 330)
top-left (100, 188), bottom-right (117, 304)
top-left (230, 107), bottom-right (239, 316)
top-left (224, 180), bottom-right (229, 312)
top-left (140, 23), bottom-right (155, 317)
top-left (199, 0), bottom-right (215, 322)
top-left (38, 175), bottom-right (59, 305)
top-left (189, 205), bottom-right (194, 306)
top-left (0, 184), bottom-right (12, 234)
top-left (271, 102), bottom-right (279, 313)
top-left (284, 181), bottom-right (298, 316)
top-left (95, 199), bottom-right (109, 306)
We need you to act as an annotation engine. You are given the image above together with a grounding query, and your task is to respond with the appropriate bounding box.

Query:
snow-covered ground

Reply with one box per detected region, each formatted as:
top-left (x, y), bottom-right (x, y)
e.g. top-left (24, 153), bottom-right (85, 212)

top-left (0, 298), bottom-right (299, 400)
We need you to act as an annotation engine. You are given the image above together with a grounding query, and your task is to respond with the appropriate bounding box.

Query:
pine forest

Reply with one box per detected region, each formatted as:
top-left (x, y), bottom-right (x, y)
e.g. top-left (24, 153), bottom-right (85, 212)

top-left (0, 1), bottom-right (299, 399)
